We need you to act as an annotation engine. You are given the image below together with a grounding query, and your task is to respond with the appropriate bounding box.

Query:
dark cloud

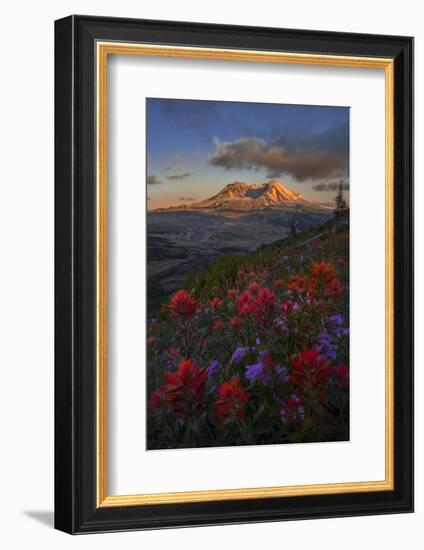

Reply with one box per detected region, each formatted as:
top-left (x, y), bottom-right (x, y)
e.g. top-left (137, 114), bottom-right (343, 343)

top-left (313, 181), bottom-right (349, 192)
top-left (273, 122), bottom-right (349, 158)
top-left (209, 123), bottom-right (349, 182)
top-left (166, 172), bottom-right (192, 181)
top-left (179, 196), bottom-right (195, 202)
top-left (147, 174), bottom-right (162, 185)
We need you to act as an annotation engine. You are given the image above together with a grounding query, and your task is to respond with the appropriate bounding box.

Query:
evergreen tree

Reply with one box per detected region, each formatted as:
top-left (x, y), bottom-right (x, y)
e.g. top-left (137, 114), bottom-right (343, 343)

top-left (335, 181), bottom-right (347, 214)
top-left (289, 219), bottom-right (297, 238)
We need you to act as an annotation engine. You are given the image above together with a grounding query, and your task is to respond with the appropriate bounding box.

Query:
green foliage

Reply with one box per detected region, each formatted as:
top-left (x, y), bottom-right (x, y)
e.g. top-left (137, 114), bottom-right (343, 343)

top-left (335, 181), bottom-right (348, 214)
top-left (186, 249), bottom-right (275, 300)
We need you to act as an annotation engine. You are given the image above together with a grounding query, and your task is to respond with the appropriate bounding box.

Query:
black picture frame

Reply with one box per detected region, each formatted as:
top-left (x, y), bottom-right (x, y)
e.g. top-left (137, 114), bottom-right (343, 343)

top-left (55, 15), bottom-right (414, 534)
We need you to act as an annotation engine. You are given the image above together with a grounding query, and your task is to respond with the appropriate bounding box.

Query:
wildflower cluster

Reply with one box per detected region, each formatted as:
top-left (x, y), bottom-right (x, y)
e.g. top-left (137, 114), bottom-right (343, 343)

top-left (147, 227), bottom-right (349, 449)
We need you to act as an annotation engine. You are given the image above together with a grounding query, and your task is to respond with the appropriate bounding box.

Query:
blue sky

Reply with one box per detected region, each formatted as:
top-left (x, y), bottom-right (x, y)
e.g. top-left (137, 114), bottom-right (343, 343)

top-left (146, 98), bottom-right (349, 210)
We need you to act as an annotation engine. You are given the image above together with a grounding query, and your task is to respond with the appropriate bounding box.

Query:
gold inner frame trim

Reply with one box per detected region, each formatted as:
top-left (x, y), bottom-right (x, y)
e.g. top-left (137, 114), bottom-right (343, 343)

top-left (96, 41), bottom-right (395, 508)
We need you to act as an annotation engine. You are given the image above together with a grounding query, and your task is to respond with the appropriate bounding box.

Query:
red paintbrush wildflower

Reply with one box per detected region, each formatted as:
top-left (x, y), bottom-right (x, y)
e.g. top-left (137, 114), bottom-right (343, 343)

top-left (290, 348), bottom-right (332, 403)
top-left (334, 361), bottom-right (349, 388)
top-left (236, 291), bottom-right (257, 318)
top-left (279, 300), bottom-right (298, 318)
top-left (160, 358), bottom-right (207, 418)
top-left (147, 336), bottom-right (157, 346)
top-left (148, 390), bottom-right (167, 411)
top-left (168, 290), bottom-right (197, 321)
top-left (275, 279), bottom-right (285, 289)
top-left (287, 275), bottom-right (309, 297)
top-left (209, 297), bottom-right (224, 310)
top-left (229, 317), bottom-right (242, 331)
top-left (167, 346), bottom-right (179, 360)
top-left (248, 282), bottom-right (261, 295)
top-left (310, 260), bottom-right (336, 282)
top-left (309, 261), bottom-right (343, 300)
top-left (215, 376), bottom-right (250, 421)
top-left (253, 287), bottom-right (276, 327)
top-left (165, 346), bottom-right (179, 369)
top-left (213, 319), bottom-right (224, 330)
top-left (280, 394), bottom-right (304, 425)
top-left (227, 288), bottom-right (238, 300)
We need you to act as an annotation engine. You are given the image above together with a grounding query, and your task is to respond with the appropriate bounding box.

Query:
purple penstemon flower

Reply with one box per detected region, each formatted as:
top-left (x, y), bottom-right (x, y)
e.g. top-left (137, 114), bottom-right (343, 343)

top-left (231, 346), bottom-right (247, 364)
top-left (245, 362), bottom-right (266, 384)
top-left (207, 359), bottom-right (221, 378)
top-left (274, 317), bottom-right (287, 331)
top-left (329, 313), bottom-right (344, 326)
top-left (246, 352), bottom-right (288, 385)
top-left (317, 331), bottom-right (337, 361)
top-left (326, 313), bottom-right (349, 338)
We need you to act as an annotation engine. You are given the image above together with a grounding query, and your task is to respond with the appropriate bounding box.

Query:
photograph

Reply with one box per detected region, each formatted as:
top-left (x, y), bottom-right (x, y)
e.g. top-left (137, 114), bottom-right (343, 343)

top-left (51, 13), bottom-right (413, 535)
top-left (146, 98), bottom-right (350, 450)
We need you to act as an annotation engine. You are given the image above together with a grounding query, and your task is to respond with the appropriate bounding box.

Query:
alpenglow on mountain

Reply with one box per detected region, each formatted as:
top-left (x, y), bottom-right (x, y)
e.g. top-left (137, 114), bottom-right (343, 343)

top-left (198, 180), bottom-right (305, 208)
top-left (156, 180), bottom-right (320, 212)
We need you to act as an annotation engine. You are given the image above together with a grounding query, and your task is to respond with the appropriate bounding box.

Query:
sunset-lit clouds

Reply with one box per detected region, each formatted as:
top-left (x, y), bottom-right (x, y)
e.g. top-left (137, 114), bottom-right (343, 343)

top-left (147, 174), bottom-right (162, 185)
top-left (209, 125), bottom-right (348, 182)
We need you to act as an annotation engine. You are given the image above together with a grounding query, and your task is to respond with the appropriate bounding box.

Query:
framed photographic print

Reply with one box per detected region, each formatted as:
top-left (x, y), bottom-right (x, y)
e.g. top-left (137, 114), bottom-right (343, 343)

top-left (54, 15), bottom-right (414, 533)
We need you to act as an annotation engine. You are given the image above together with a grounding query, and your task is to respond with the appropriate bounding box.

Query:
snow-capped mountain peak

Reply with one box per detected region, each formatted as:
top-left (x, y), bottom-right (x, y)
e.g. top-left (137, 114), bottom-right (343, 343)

top-left (188, 180), bottom-right (305, 210)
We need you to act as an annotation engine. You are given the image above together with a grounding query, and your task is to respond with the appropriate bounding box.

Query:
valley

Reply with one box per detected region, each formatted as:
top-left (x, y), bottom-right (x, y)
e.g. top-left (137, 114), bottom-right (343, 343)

top-left (147, 208), bottom-right (332, 315)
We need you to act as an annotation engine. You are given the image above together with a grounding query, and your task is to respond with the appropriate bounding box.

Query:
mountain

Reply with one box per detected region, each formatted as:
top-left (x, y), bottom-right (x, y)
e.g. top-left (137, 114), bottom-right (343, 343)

top-left (192, 180), bottom-right (304, 209)
top-left (153, 180), bottom-right (330, 213)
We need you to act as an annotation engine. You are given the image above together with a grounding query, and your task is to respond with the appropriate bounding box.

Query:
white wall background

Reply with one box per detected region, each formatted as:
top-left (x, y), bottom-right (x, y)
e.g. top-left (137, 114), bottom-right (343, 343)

top-left (0, 0), bottom-right (420, 548)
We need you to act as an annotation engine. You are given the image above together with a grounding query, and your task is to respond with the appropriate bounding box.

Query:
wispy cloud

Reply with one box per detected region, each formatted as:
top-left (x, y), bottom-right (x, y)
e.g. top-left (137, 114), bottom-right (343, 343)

top-left (166, 172), bottom-right (192, 181)
top-left (179, 196), bottom-right (195, 202)
top-left (312, 181), bottom-right (350, 192)
top-left (147, 174), bottom-right (162, 185)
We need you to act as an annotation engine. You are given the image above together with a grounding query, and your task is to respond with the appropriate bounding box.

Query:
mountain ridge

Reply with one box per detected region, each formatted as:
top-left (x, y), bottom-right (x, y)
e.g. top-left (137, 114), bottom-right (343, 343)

top-left (151, 179), bottom-right (331, 213)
